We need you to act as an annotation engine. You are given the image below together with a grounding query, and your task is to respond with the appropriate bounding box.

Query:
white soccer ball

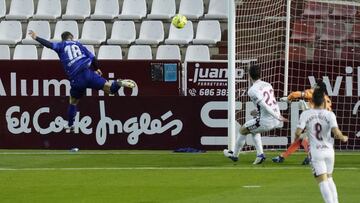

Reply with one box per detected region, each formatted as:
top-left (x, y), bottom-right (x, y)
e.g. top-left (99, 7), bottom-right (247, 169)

top-left (172, 14), bottom-right (188, 29)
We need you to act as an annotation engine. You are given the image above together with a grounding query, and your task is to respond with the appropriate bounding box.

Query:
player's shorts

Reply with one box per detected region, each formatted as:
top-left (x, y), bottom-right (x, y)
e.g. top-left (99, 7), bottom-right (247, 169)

top-left (310, 149), bottom-right (335, 177)
top-left (70, 68), bottom-right (106, 99)
top-left (243, 117), bottom-right (281, 134)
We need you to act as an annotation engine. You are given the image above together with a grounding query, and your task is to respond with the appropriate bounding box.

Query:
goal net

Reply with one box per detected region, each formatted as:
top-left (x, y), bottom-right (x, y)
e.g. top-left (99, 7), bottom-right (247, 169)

top-left (229, 0), bottom-right (360, 151)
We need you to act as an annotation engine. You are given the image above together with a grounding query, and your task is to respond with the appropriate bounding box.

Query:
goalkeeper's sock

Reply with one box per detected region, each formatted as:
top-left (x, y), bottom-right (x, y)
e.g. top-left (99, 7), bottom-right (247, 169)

top-left (67, 104), bottom-right (77, 127)
top-left (302, 138), bottom-right (309, 153)
top-left (234, 131), bottom-right (247, 157)
top-left (251, 133), bottom-right (263, 156)
top-left (328, 177), bottom-right (339, 203)
top-left (319, 180), bottom-right (334, 203)
top-left (281, 139), bottom-right (301, 158)
top-left (110, 81), bottom-right (120, 94)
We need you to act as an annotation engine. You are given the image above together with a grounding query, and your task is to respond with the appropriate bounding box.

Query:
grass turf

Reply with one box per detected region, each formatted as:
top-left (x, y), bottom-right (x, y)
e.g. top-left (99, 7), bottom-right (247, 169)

top-left (0, 150), bottom-right (359, 203)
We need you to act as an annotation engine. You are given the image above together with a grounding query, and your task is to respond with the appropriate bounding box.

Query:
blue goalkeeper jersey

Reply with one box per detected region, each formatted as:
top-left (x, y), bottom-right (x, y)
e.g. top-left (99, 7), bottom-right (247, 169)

top-left (51, 41), bottom-right (95, 79)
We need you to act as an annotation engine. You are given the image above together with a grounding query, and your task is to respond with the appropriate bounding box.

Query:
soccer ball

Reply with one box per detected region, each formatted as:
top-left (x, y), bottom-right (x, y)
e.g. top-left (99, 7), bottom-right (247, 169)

top-left (172, 14), bottom-right (187, 29)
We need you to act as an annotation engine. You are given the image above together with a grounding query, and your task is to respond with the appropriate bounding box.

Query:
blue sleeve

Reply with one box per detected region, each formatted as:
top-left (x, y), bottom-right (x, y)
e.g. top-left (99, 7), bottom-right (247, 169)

top-left (35, 36), bottom-right (54, 49)
top-left (78, 42), bottom-right (95, 59)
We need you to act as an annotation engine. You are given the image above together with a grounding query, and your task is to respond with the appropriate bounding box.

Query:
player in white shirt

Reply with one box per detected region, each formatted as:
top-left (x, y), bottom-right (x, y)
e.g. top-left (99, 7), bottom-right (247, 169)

top-left (295, 88), bottom-right (347, 203)
top-left (224, 65), bottom-right (288, 164)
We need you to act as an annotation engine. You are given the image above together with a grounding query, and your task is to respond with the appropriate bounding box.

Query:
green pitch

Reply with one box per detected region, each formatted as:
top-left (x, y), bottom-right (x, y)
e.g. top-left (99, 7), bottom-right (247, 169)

top-left (0, 150), bottom-right (359, 203)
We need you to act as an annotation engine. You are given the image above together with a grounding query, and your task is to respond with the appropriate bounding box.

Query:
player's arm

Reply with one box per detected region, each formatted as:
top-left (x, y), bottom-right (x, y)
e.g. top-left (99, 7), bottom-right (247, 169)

top-left (286, 89), bottom-right (313, 101)
top-left (79, 43), bottom-right (102, 75)
top-left (28, 30), bottom-right (53, 49)
top-left (294, 112), bottom-right (306, 142)
top-left (329, 112), bottom-right (348, 142)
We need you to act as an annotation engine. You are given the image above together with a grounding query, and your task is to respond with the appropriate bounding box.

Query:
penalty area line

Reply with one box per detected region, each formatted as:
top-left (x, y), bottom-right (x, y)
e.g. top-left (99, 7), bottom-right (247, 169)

top-left (0, 167), bottom-right (358, 171)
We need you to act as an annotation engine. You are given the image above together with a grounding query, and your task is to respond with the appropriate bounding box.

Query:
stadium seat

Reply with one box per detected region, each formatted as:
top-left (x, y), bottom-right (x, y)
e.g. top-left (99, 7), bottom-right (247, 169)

top-left (84, 45), bottom-right (95, 55)
top-left (156, 45), bottom-right (181, 60)
top-left (313, 45), bottom-right (338, 61)
top-left (330, 4), bottom-right (357, 19)
top-left (0, 0), bottom-right (6, 18)
top-left (41, 47), bottom-right (59, 60)
top-left (118, 0), bottom-right (147, 20)
top-left (127, 45), bottom-right (152, 59)
top-left (33, 0), bottom-right (61, 20)
top-left (6, 0), bottom-right (34, 20)
top-left (347, 23), bottom-right (360, 41)
top-left (13, 45), bottom-right (38, 60)
top-left (290, 20), bottom-right (316, 43)
top-left (179, 0), bottom-right (204, 19)
top-left (52, 21), bottom-right (79, 42)
top-left (22, 21), bottom-right (51, 45)
top-left (107, 21), bottom-right (136, 45)
top-left (204, 0), bottom-right (227, 19)
top-left (0, 21), bottom-right (22, 45)
top-left (319, 21), bottom-right (347, 42)
top-left (288, 45), bottom-right (307, 61)
top-left (78, 21), bottom-right (107, 45)
top-left (0, 45), bottom-right (10, 59)
top-left (91, 0), bottom-right (119, 20)
top-left (340, 46), bottom-right (360, 61)
top-left (62, 0), bottom-right (91, 20)
top-left (135, 21), bottom-right (164, 45)
top-left (302, 1), bottom-right (330, 18)
top-left (97, 45), bottom-right (122, 59)
top-left (185, 45), bottom-right (210, 61)
top-left (165, 21), bottom-right (193, 45)
top-left (192, 20), bottom-right (221, 45)
top-left (147, 0), bottom-right (176, 19)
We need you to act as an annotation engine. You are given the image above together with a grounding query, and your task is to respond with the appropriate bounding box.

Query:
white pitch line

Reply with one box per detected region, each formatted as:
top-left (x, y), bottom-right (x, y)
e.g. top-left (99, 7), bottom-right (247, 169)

top-left (0, 167), bottom-right (358, 171)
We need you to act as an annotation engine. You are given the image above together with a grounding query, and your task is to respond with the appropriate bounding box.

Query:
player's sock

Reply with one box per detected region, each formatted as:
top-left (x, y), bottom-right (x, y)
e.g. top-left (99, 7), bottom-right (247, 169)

top-left (67, 104), bottom-right (77, 127)
top-left (110, 81), bottom-right (120, 94)
top-left (280, 139), bottom-right (301, 158)
top-left (234, 132), bottom-right (247, 157)
top-left (327, 177), bottom-right (339, 203)
top-left (251, 133), bottom-right (263, 156)
top-left (319, 180), bottom-right (334, 203)
top-left (301, 138), bottom-right (309, 153)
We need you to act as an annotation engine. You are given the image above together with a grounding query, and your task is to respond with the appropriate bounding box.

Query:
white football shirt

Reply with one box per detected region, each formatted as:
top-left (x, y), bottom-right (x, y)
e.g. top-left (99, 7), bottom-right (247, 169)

top-left (298, 109), bottom-right (338, 152)
top-left (248, 80), bottom-right (280, 120)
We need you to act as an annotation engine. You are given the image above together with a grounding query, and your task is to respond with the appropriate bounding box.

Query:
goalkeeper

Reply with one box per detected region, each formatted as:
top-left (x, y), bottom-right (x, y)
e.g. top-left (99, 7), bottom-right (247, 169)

top-left (272, 80), bottom-right (332, 165)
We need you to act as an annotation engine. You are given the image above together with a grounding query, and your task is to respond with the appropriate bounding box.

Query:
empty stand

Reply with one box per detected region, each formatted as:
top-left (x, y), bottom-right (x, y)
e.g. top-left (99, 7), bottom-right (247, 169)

top-left (62, 0), bottom-right (91, 20)
top-left (147, 0), bottom-right (176, 19)
top-left (41, 47), bottom-right (59, 60)
top-left (79, 21), bottom-right (107, 45)
top-left (0, 45), bottom-right (10, 59)
top-left (135, 21), bottom-right (164, 45)
top-left (348, 22), bottom-right (360, 41)
top-left (33, 0), bottom-right (62, 20)
top-left (313, 45), bottom-right (338, 61)
top-left (290, 20), bottom-right (316, 43)
top-left (128, 45), bottom-right (152, 59)
top-left (319, 21), bottom-right (347, 42)
top-left (156, 45), bottom-right (181, 60)
top-left (0, 0), bottom-right (5, 18)
top-left (179, 0), bottom-right (204, 19)
top-left (205, 0), bottom-right (227, 19)
top-left (6, 0), bottom-right (34, 20)
top-left (22, 21), bottom-right (51, 45)
top-left (13, 45), bottom-right (38, 60)
top-left (192, 20), bottom-right (221, 45)
top-left (330, 4), bottom-right (357, 19)
top-left (0, 21), bottom-right (22, 45)
top-left (91, 0), bottom-right (119, 20)
top-left (340, 46), bottom-right (360, 61)
top-left (165, 21), bottom-right (194, 45)
top-left (97, 45), bottom-right (122, 59)
top-left (302, 1), bottom-right (330, 18)
top-left (118, 0), bottom-right (147, 20)
top-left (107, 21), bottom-right (136, 45)
top-left (288, 45), bottom-right (307, 61)
top-left (52, 21), bottom-right (79, 41)
top-left (185, 45), bottom-right (210, 61)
